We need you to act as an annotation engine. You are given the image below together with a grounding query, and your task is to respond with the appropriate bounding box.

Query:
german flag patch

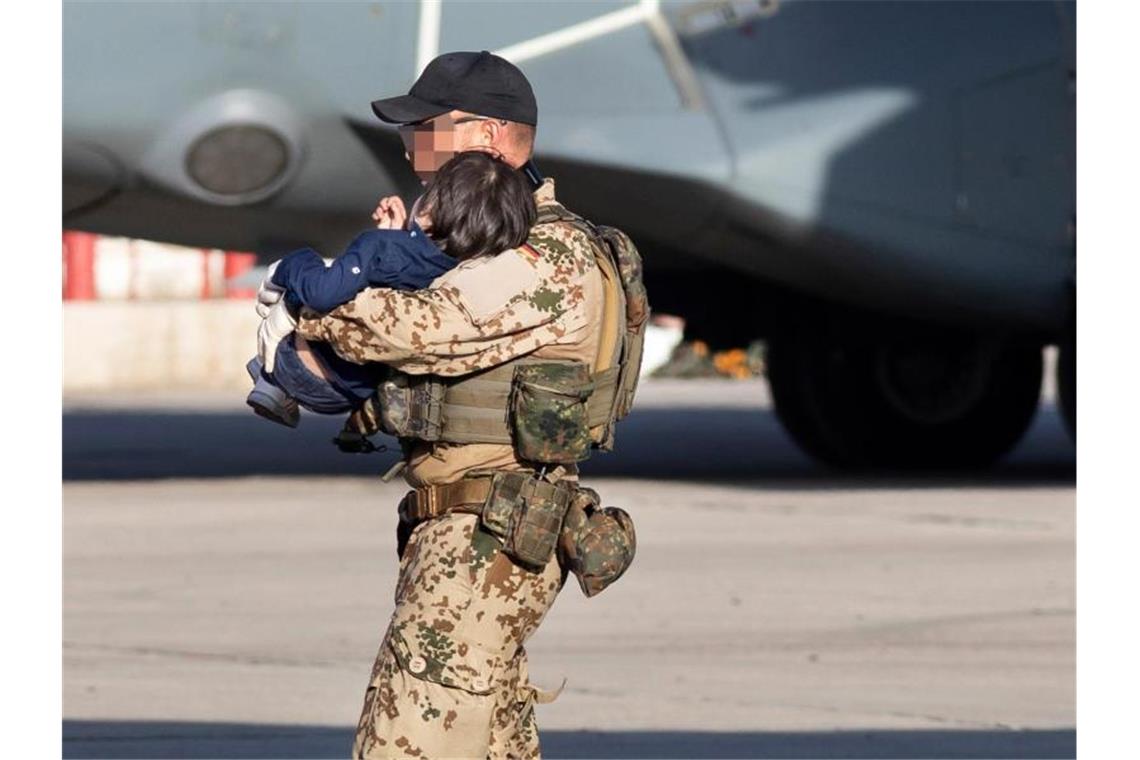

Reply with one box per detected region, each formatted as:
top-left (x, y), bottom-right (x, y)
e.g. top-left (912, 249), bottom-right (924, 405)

top-left (518, 243), bottom-right (541, 262)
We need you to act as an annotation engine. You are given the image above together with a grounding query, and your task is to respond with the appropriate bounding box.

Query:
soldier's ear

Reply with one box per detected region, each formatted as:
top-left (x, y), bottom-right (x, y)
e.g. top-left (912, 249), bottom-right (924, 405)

top-left (483, 119), bottom-right (508, 148)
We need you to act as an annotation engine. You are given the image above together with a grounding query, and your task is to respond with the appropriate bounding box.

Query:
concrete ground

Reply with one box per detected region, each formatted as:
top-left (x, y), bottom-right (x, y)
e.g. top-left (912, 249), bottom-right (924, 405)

top-left (62, 378), bottom-right (1075, 759)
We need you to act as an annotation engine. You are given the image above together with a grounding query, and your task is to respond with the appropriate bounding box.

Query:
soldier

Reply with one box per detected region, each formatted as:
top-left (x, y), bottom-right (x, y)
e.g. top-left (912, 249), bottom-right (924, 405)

top-left (257, 51), bottom-right (644, 759)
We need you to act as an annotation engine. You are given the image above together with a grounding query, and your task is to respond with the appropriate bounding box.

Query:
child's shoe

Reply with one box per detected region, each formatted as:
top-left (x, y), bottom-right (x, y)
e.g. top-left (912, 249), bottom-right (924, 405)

top-left (245, 358), bottom-right (300, 428)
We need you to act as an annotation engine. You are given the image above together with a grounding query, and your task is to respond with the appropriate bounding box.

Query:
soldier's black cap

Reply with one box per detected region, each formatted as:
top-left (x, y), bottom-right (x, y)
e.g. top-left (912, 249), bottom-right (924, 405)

top-left (371, 51), bottom-right (538, 126)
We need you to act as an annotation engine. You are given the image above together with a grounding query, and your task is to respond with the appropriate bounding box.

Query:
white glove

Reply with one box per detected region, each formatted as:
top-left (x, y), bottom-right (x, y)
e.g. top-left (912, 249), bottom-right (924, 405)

top-left (256, 260), bottom-right (284, 318)
top-left (257, 300), bottom-right (297, 374)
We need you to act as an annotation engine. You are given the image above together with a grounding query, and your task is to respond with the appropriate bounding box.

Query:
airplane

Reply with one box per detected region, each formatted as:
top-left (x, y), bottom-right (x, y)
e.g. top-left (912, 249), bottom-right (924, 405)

top-left (63, 0), bottom-right (1076, 468)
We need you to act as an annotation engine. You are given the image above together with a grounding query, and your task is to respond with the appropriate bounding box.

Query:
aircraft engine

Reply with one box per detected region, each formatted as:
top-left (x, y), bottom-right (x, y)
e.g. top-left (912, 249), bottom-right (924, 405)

top-left (141, 89), bottom-right (305, 207)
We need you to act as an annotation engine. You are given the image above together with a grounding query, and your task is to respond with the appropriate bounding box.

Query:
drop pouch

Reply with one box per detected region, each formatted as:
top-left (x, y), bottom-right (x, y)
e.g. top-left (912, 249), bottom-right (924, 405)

top-left (558, 487), bottom-right (637, 597)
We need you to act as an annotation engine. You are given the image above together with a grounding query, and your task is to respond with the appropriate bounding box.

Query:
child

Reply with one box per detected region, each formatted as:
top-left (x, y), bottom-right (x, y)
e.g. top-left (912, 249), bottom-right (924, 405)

top-left (246, 150), bottom-right (538, 427)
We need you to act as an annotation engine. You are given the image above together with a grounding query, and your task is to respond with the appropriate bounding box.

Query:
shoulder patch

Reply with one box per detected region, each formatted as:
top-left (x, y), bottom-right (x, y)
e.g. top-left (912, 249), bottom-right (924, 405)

top-left (447, 249), bottom-right (541, 323)
top-left (518, 243), bottom-right (541, 263)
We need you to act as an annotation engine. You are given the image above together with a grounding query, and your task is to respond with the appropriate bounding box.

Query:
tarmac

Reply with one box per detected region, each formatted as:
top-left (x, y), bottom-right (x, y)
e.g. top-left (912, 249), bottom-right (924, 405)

top-left (62, 378), bottom-right (1075, 759)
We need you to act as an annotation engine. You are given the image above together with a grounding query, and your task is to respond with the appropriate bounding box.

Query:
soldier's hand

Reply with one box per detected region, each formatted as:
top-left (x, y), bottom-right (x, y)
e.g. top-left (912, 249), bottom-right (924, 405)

top-left (257, 299), bottom-right (297, 374)
top-left (372, 195), bottom-right (407, 230)
top-left (256, 259), bottom-right (285, 318)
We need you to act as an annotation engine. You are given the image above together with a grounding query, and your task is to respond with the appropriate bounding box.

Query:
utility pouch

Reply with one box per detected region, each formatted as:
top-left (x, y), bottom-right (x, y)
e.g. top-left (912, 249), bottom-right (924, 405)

top-left (509, 363), bottom-right (595, 464)
top-left (377, 373), bottom-right (444, 441)
top-left (481, 471), bottom-right (575, 570)
top-left (558, 487), bottom-right (637, 597)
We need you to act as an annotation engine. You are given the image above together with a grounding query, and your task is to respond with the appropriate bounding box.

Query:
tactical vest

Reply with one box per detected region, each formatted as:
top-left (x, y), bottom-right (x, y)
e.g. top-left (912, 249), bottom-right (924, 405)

top-left (342, 203), bottom-right (649, 464)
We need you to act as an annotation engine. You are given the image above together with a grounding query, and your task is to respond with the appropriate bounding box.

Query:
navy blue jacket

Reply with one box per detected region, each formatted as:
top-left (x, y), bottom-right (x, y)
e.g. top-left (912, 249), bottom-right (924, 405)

top-left (271, 222), bottom-right (456, 313)
top-left (268, 223), bottom-right (457, 402)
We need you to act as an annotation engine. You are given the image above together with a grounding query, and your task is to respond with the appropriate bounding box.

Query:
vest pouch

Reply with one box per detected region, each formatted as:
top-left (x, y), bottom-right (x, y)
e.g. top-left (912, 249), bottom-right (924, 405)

top-left (377, 373), bottom-right (444, 441)
top-left (510, 363), bottom-right (595, 464)
top-left (481, 471), bottom-right (574, 570)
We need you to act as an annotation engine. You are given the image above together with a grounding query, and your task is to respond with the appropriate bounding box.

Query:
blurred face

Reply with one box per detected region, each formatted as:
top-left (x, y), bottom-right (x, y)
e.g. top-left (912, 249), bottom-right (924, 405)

top-left (397, 110), bottom-right (500, 182)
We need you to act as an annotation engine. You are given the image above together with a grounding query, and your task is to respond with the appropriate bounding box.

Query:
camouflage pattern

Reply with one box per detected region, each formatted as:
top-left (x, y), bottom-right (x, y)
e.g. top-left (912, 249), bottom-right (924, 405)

top-left (507, 475), bottom-right (574, 570)
top-left (595, 226), bottom-right (650, 420)
top-left (596, 226), bottom-right (649, 329)
top-left (510, 363), bottom-right (594, 464)
top-left (295, 183), bottom-right (600, 380)
top-left (558, 487), bottom-right (637, 598)
top-left (478, 471), bottom-right (575, 570)
top-left (532, 203), bottom-right (647, 331)
top-left (337, 373), bottom-right (447, 446)
top-left (508, 486), bottom-right (572, 571)
top-left (375, 373), bottom-right (445, 441)
top-left (529, 205), bottom-right (650, 431)
top-left (296, 179), bottom-right (634, 757)
top-left (614, 320), bottom-right (646, 422)
top-left (479, 471), bottom-right (524, 543)
top-left (353, 511), bottom-right (564, 759)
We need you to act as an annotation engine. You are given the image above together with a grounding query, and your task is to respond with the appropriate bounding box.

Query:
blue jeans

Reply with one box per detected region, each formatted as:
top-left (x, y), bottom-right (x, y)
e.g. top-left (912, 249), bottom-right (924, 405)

top-left (264, 334), bottom-right (385, 414)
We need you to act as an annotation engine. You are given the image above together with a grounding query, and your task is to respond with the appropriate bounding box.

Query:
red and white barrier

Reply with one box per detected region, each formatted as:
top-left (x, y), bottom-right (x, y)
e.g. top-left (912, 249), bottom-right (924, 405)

top-left (62, 230), bottom-right (256, 301)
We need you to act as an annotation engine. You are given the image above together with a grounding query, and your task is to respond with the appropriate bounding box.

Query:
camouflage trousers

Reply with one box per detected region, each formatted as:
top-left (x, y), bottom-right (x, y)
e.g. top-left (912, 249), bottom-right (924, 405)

top-left (352, 510), bottom-right (565, 759)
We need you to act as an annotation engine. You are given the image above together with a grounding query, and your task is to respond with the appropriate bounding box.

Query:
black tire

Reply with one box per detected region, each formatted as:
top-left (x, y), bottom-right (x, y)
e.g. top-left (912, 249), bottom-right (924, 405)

top-left (767, 323), bottom-right (1043, 469)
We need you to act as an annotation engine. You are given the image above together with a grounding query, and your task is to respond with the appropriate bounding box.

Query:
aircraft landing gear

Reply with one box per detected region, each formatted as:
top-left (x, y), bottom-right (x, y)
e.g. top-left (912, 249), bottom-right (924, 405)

top-left (766, 324), bottom-right (1043, 468)
top-left (1057, 321), bottom-right (1075, 439)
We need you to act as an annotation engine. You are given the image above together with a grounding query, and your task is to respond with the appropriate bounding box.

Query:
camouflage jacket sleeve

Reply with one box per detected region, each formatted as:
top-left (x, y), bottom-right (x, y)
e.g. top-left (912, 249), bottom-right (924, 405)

top-left (294, 241), bottom-right (594, 376)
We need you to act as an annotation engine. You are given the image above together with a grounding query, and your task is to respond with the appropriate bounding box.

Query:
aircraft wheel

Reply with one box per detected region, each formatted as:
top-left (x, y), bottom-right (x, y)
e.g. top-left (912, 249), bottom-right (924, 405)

top-left (1057, 325), bottom-right (1076, 439)
top-left (766, 325), bottom-right (1043, 468)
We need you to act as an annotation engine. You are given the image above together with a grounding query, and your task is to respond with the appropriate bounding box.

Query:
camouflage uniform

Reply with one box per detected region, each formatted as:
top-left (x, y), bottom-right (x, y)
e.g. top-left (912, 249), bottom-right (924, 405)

top-left (296, 178), bottom-right (603, 758)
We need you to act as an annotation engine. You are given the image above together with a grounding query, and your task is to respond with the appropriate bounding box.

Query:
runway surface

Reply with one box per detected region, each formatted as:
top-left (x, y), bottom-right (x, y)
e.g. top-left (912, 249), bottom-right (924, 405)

top-left (63, 379), bottom-right (1075, 758)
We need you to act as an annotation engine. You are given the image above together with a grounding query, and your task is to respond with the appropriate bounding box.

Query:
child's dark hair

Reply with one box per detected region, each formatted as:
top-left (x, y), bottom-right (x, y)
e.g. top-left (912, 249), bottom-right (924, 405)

top-left (419, 151), bottom-right (537, 261)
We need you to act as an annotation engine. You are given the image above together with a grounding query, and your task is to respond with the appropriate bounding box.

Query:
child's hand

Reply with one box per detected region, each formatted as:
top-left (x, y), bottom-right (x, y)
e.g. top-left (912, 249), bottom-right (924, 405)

top-left (372, 195), bottom-right (407, 230)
